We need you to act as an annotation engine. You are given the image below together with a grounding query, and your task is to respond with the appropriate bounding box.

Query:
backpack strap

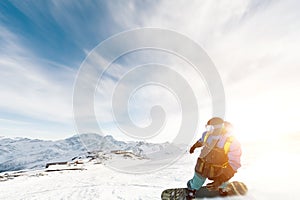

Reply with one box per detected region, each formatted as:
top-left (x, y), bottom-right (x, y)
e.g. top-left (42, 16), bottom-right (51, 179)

top-left (203, 132), bottom-right (233, 154)
top-left (203, 132), bottom-right (210, 143)
top-left (224, 136), bottom-right (234, 154)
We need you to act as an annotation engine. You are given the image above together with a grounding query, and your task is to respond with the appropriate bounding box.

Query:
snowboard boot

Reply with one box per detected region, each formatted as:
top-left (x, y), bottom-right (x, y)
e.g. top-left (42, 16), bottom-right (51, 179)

top-left (219, 187), bottom-right (228, 196)
top-left (186, 188), bottom-right (196, 200)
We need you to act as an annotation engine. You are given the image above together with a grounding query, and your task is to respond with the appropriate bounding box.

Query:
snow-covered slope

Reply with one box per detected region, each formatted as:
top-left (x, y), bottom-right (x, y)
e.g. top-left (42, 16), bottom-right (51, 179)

top-left (0, 137), bottom-right (300, 199)
top-left (0, 133), bottom-right (173, 173)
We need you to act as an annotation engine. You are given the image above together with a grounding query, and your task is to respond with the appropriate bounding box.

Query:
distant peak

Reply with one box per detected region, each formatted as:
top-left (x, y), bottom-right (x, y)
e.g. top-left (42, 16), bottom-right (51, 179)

top-left (104, 135), bottom-right (114, 140)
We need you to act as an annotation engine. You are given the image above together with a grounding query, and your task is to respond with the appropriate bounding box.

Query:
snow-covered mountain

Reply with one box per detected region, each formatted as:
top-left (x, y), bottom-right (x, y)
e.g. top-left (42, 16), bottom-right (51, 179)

top-left (0, 133), bottom-right (173, 173)
top-left (1, 136), bottom-right (299, 199)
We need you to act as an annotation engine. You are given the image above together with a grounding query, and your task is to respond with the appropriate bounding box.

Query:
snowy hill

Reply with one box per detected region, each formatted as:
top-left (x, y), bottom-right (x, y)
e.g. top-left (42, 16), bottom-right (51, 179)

top-left (0, 136), bottom-right (300, 199)
top-left (0, 133), bottom-right (174, 173)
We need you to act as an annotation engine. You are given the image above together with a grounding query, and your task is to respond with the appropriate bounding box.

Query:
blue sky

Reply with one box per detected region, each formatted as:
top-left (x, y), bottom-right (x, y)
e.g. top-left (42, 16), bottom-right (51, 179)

top-left (0, 0), bottom-right (159, 140)
top-left (0, 1), bottom-right (121, 66)
top-left (0, 0), bottom-right (299, 142)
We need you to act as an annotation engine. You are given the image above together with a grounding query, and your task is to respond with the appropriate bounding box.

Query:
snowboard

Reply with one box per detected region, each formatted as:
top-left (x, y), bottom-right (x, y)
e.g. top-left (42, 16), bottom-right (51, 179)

top-left (161, 181), bottom-right (247, 200)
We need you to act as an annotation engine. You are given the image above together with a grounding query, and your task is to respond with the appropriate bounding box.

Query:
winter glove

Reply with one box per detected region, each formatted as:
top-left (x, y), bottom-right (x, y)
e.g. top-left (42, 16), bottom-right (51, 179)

top-left (206, 180), bottom-right (223, 191)
top-left (206, 165), bottom-right (236, 191)
top-left (189, 146), bottom-right (195, 154)
top-left (189, 141), bottom-right (203, 154)
top-left (215, 165), bottom-right (236, 183)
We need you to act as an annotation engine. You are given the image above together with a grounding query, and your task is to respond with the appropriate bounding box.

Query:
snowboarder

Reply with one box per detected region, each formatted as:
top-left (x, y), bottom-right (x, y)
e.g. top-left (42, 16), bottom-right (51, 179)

top-left (186, 117), bottom-right (242, 199)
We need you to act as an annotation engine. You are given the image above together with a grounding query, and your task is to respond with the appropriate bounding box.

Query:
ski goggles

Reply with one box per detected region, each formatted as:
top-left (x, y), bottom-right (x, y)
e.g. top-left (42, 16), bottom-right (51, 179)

top-left (205, 124), bottom-right (223, 132)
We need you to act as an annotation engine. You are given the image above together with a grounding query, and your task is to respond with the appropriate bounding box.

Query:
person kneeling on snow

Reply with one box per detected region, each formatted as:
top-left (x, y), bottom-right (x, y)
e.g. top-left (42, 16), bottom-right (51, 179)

top-left (186, 117), bottom-right (242, 199)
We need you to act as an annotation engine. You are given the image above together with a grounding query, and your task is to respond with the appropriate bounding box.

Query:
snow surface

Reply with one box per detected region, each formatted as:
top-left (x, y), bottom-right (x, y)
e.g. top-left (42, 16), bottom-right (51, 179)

top-left (0, 135), bottom-right (300, 199)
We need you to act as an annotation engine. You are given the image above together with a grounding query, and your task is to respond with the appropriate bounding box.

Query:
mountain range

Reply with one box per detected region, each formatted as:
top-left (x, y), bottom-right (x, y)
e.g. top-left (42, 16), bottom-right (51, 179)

top-left (0, 133), bottom-right (172, 173)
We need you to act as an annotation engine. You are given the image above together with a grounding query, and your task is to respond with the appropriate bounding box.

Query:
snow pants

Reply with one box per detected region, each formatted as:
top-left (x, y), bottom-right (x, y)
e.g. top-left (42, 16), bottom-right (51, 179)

top-left (187, 171), bottom-right (228, 191)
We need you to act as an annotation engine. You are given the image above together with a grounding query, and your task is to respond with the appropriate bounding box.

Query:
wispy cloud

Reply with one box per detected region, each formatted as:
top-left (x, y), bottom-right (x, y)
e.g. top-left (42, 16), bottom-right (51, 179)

top-left (103, 0), bottom-right (300, 140)
top-left (0, 0), bottom-right (299, 141)
top-left (0, 22), bottom-right (76, 139)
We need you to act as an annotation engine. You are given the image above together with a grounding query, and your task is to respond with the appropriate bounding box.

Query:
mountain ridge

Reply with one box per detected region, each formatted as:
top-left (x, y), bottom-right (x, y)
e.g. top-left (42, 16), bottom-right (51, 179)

top-left (0, 133), bottom-right (174, 173)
